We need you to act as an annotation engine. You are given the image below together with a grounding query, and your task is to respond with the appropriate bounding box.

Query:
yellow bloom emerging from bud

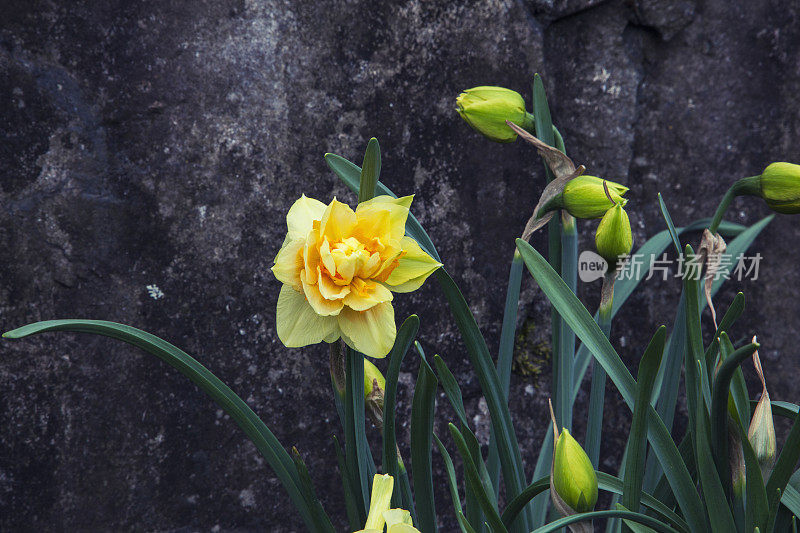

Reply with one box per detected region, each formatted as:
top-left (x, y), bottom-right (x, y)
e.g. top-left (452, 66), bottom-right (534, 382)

top-left (595, 202), bottom-right (633, 268)
top-left (758, 162), bottom-right (800, 214)
top-left (355, 474), bottom-right (420, 533)
top-left (456, 86), bottom-right (534, 143)
top-left (553, 428), bottom-right (598, 513)
top-left (562, 175), bottom-right (628, 219)
top-left (272, 195), bottom-right (442, 358)
top-left (748, 344), bottom-right (776, 477)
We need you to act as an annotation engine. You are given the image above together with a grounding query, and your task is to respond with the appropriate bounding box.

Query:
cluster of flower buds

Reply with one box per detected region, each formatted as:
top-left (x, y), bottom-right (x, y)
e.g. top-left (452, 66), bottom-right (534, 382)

top-left (456, 86), bottom-right (633, 270)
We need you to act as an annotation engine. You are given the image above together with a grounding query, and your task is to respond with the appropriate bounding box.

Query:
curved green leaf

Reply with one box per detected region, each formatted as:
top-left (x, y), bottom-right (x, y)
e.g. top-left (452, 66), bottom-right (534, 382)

top-left (2, 320), bottom-right (321, 531)
top-left (411, 355), bottom-right (438, 532)
top-left (531, 509), bottom-right (679, 533)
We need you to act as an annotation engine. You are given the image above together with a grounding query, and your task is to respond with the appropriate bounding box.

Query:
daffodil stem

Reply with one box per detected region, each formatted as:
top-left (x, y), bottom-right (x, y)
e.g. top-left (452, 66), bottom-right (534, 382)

top-left (558, 214), bottom-right (577, 432)
top-left (586, 276), bottom-right (615, 468)
top-left (708, 176), bottom-right (761, 234)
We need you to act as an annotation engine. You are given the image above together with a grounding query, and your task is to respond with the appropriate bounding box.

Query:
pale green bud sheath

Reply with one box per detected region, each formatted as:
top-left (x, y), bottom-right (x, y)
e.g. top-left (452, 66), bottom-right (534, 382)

top-left (749, 343), bottom-right (776, 478)
top-left (594, 203), bottom-right (633, 270)
top-left (553, 429), bottom-right (598, 513)
top-left (560, 175), bottom-right (628, 219)
top-left (456, 86), bottom-right (534, 143)
top-left (363, 359), bottom-right (385, 399)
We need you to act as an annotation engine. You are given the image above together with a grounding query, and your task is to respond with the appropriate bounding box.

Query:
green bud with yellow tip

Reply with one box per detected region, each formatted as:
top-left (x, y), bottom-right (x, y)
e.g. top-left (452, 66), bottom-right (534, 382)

top-left (561, 175), bottom-right (628, 219)
top-left (364, 359), bottom-right (385, 399)
top-left (758, 162), bottom-right (800, 214)
top-left (595, 202), bottom-right (633, 269)
top-left (456, 86), bottom-right (534, 143)
top-left (749, 345), bottom-right (776, 478)
top-left (552, 428), bottom-right (598, 513)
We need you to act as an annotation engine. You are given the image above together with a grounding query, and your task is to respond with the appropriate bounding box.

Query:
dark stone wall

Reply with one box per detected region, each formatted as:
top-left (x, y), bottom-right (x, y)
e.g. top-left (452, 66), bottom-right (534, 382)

top-left (2, 0), bottom-right (799, 530)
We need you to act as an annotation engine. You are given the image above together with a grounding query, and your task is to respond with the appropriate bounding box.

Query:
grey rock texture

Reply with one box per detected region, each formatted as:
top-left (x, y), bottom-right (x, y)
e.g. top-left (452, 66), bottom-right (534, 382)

top-left (2, 0), bottom-right (800, 530)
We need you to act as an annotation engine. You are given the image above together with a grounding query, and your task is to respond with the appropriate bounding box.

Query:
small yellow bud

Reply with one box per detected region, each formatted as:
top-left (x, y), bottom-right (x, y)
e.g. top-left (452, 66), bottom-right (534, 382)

top-left (456, 86), bottom-right (533, 143)
top-left (758, 162), bottom-right (800, 214)
top-left (553, 428), bottom-right (598, 513)
top-left (595, 203), bottom-right (633, 268)
top-left (748, 344), bottom-right (776, 477)
top-left (562, 175), bottom-right (628, 219)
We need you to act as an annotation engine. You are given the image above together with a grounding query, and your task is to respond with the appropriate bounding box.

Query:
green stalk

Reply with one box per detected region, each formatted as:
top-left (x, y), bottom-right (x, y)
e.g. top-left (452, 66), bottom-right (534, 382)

top-left (558, 214), bottom-right (577, 432)
top-left (586, 276), bottom-right (614, 468)
top-left (708, 176), bottom-right (760, 234)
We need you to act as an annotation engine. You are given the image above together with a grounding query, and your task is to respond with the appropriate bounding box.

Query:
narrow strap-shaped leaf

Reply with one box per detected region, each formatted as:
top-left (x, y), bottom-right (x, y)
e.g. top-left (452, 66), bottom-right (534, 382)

top-left (695, 390), bottom-right (737, 532)
top-left (531, 510), bottom-right (679, 533)
top-left (448, 424), bottom-right (508, 533)
top-left (345, 346), bottom-right (372, 515)
top-left (658, 193), bottom-right (682, 254)
top-left (433, 353), bottom-right (491, 530)
top-left (501, 473), bottom-right (688, 533)
top-left (683, 245), bottom-right (706, 442)
top-left (586, 310), bottom-right (610, 469)
top-left (411, 356), bottom-right (438, 532)
top-left (622, 326), bottom-right (666, 519)
top-left (709, 336), bottom-right (759, 498)
top-left (291, 448), bottom-right (337, 533)
top-left (358, 137), bottom-right (380, 203)
top-left (333, 435), bottom-right (362, 531)
top-left (734, 419), bottom-right (769, 532)
top-left (782, 482), bottom-right (800, 520)
top-left (382, 315), bottom-right (419, 514)
top-left (434, 433), bottom-right (473, 533)
top-left (515, 240), bottom-right (707, 531)
top-left (767, 404), bottom-right (800, 516)
top-left (488, 251), bottom-right (524, 500)
top-left (434, 268), bottom-right (531, 531)
top-left (324, 152), bottom-right (441, 262)
top-left (2, 320), bottom-right (317, 531)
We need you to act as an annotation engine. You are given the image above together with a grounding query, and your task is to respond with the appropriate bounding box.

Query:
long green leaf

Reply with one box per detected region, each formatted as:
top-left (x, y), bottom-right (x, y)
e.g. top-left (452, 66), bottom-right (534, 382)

top-left (736, 419), bottom-right (769, 532)
top-left (695, 391), bottom-right (737, 532)
top-left (324, 152), bottom-right (440, 262)
top-left (382, 316), bottom-right (419, 515)
top-left (333, 435), bottom-right (362, 530)
top-left (531, 510), bottom-right (679, 533)
top-left (767, 403), bottom-right (800, 517)
top-left (359, 138), bottom-right (380, 203)
top-left (345, 346), bottom-right (373, 514)
top-left (2, 320), bottom-right (318, 531)
top-left (488, 251), bottom-right (524, 500)
top-left (411, 356), bottom-right (438, 533)
top-left (434, 268), bottom-right (531, 531)
top-left (448, 424), bottom-right (508, 533)
top-left (515, 240), bottom-right (707, 532)
top-left (434, 433), bottom-right (473, 533)
top-left (623, 326), bottom-right (666, 519)
top-left (291, 448), bottom-right (336, 533)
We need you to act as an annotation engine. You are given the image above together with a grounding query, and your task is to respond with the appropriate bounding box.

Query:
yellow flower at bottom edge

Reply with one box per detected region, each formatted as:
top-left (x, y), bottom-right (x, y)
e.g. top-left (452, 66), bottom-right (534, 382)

top-left (271, 194), bottom-right (442, 358)
top-left (355, 474), bottom-right (420, 533)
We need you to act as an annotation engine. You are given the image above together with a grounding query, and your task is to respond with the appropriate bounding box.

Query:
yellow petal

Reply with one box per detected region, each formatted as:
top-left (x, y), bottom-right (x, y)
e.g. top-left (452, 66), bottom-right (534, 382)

top-left (384, 236), bottom-right (442, 293)
top-left (320, 198), bottom-right (357, 242)
top-left (364, 474), bottom-right (394, 530)
top-left (276, 285), bottom-right (339, 347)
top-left (383, 508), bottom-right (413, 527)
top-left (387, 525), bottom-right (421, 533)
top-left (317, 266), bottom-right (350, 300)
top-left (301, 270), bottom-right (343, 316)
top-left (319, 238), bottom-right (337, 276)
top-left (356, 195), bottom-right (413, 242)
top-left (339, 302), bottom-right (396, 358)
top-left (271, 237), bottom-right (304, 291)
top-left (303, 227), bottom-right (322, 283)
top-left (343, 278), bottom-right (393, 311)
top-left (286, 194), bottom-right (326, 239)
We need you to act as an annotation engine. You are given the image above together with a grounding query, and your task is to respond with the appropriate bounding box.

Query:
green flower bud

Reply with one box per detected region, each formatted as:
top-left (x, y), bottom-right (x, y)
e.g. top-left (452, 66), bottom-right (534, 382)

top-left (595, 203), bottom-right (633, 268)
top-left (562, 175), bottom-right (628, 219)
top-left (758, 162), bottom-right (800, 214)
top-left (363, 359), bottom-right (385, 399)
top-left (456, 86), bottom-right (534, 143)
top-left (553, 429), bottom-right (598, 513)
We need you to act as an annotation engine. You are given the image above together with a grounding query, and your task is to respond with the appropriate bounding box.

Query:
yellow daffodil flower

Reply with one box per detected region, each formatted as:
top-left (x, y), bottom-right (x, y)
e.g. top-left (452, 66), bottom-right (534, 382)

top-left (355, 474), bottom-right (420, 533)
top-left (272, 195), bottom-right (441, 358)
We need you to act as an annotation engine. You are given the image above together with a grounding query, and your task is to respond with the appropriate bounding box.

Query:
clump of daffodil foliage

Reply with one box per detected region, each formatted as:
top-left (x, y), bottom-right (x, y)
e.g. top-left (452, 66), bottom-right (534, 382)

top-left (5, 73), bottom-right (800, 533)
